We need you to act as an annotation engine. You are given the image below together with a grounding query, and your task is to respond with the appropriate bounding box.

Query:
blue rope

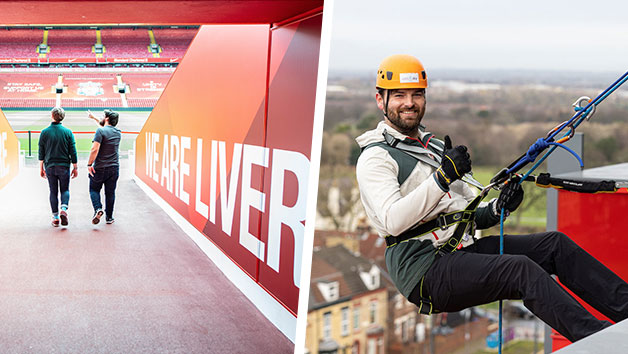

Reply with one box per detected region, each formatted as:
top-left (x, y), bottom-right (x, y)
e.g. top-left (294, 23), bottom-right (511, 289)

top-left (548, 142), bottom-right (583, 167)
top-left (518, 129), bottom-right (584, 184)
top-left (504, 70), bottom-right (628, 177)
top-left (505, 139), bottom-right (548, 174)
top-left (548, 70), bottom-right (628, 141)
top-left (521, 145), bottom-right (557, 182)
top-left (498, 206), bottom-right (505, 354)
top-left (494, 69), bottom-right (628, 354)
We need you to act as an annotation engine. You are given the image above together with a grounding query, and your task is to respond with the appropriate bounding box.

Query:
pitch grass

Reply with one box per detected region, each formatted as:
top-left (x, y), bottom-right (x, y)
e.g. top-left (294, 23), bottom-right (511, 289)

top-left (18, 136), bottom-right (135, 155)
top-left (15, 123), bottom-right (136, 155)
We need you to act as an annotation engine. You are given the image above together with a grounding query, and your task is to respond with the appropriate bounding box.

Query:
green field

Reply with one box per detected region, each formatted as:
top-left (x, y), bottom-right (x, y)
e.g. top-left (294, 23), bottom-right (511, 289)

top-left (18, 135), bottom-right (136, 155)
top-left (467, 166), bottom-right (548, 231)
top-left (11, 111), bottom-right (145, 156)
top-left (320, 164), bottom-right (549, 231)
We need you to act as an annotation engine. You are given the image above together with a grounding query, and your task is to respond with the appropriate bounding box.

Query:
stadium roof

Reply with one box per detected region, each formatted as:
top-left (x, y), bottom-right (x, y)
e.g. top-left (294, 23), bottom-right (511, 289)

top-left (0, 1), bottom-right (323, 25)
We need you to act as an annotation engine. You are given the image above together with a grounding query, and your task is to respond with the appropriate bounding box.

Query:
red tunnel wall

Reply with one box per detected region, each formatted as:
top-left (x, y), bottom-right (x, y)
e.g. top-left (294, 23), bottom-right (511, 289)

top-left (135, 15), bottom-right (321, 316)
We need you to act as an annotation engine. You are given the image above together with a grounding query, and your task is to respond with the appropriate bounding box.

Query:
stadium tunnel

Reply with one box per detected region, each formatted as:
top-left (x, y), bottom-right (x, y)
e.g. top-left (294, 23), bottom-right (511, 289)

top-left (0, 0), bottom-right (324, 351)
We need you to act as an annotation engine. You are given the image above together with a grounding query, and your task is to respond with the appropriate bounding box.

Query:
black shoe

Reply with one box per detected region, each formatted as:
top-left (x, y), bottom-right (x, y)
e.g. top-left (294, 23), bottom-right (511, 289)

top-left (92, 209), bottom-right (104, 224)
top-left (59, 209), bottom-right (68, 226)
top-left (106, 218), bottom-right (115, 224)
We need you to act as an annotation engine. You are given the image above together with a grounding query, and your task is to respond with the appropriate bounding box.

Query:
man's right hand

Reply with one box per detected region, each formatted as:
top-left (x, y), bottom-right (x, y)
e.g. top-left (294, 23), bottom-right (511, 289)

top-left (87, 110), bottom-right (98, 122)
top-left (40, 168), bottom-right (46, 179)
top-left (436, 135), bottom-right (472, 186)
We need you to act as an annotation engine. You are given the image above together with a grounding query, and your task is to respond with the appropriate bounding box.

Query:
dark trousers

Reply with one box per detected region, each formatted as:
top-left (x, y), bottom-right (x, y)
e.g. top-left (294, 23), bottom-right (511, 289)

top-left (89, 166), bottom-right (119, 219)
top-left (411, 231), bottom-right (628, 342)
top-left (45, 165), bottom-right (70, 214)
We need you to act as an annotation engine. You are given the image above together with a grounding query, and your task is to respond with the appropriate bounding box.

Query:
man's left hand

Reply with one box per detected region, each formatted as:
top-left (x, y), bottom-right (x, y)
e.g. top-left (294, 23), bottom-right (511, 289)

top-left (496, 178), bottom-right (524, 213)
top-left (71, 167), bottom-right (78, 179)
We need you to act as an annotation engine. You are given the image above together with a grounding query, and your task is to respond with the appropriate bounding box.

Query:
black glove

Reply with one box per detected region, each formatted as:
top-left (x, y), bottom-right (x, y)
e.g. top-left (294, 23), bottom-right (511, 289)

top-left (435, 135), bottom-right (472, 187)
top-left (496, 177), bottom-right (524, 213)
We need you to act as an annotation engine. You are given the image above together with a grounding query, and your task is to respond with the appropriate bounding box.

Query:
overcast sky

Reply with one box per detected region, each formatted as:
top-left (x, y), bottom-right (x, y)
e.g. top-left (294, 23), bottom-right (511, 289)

top-left (328, 0), bottom-right (628, 74)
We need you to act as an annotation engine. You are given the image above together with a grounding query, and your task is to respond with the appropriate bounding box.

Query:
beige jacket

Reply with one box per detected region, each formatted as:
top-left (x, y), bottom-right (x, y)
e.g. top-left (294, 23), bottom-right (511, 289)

top-left (356, 121), bottom-right (487, 248)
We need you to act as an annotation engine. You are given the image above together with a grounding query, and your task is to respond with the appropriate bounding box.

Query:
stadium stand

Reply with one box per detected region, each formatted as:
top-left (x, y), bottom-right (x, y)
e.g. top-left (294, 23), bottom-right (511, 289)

top-left (0, 27), bottom-right (196, 64)
top-left (0, 71), bottom-right (169, 108)
top-left (126, 98), bottom-right (159, 107)
top-left (152, 28), bottom-right (196, 58)
top-left (0, 98), bottom-right (56, 108)
top-left (101, 28), bottom-right (151, 58)
top-left (0, 73), bottom-right (58, 99)
top-left (61, 97), bottom-right (123, 108)
top-left (47, 29), bottom-right (96, 58)
top-left (0, 26), bottom-right (194, 108)
top-left (61, 73), bottom-right (119, 98)
top-left (121, 73), bottom-right (169, 98)
top-left (0, 28), bottom-right (42, 59)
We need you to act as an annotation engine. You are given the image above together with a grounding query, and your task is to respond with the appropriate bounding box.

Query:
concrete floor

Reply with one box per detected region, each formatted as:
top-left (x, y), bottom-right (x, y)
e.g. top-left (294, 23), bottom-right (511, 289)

top-left (0, 160), bottom-right (293, 353)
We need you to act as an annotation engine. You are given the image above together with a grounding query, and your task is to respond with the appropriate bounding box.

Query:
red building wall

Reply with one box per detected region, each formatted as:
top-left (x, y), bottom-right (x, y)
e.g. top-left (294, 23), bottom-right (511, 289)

top-left (554, 189), bottom-right (628, 349)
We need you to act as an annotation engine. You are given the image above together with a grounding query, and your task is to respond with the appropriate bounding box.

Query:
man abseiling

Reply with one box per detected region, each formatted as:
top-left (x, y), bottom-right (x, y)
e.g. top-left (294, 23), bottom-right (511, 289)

top-left (355, 54), bottom-right (628, 342)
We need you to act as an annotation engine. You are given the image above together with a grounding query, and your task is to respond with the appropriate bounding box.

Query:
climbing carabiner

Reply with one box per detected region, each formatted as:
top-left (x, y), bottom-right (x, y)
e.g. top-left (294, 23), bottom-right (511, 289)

top-left (572, 96), bottom-right (596, 121)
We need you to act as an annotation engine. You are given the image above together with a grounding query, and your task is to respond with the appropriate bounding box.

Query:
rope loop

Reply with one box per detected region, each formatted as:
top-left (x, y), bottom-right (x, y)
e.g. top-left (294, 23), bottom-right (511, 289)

top-left (525, 138), bottom-right (549, 162)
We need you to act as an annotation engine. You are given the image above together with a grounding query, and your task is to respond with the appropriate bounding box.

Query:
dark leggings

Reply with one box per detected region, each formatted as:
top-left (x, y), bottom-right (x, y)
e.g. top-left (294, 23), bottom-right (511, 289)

top-left (46, 165), bottom-right (70, 214)
top-left (409, 232), bottom-right (628, 342)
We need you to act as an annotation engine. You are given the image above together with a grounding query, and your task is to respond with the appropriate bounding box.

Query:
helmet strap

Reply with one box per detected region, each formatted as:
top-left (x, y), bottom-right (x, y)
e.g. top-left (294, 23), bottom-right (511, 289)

top-left (383, 89), bottom-right (390, 119)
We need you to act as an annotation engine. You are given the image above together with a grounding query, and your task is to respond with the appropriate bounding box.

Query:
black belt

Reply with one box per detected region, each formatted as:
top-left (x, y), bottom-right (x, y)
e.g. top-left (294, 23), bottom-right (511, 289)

top-left (393, 195), bottom-right (485, 315)
top-left (385, 209), bottom-right (475, 248)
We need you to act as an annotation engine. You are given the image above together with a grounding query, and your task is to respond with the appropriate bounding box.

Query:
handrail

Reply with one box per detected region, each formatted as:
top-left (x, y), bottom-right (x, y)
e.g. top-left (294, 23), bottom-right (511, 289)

top-left (13, 129), bottom-right (140, 156)
top-left (13, 130), bottom-right (139, 134)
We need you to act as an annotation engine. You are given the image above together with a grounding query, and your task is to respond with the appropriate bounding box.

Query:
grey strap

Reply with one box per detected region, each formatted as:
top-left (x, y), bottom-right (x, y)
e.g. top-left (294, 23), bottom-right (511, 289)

top-left (383, 129), bottom-right (441, 167)
top-left (382, 129), bottom-right (485, 190)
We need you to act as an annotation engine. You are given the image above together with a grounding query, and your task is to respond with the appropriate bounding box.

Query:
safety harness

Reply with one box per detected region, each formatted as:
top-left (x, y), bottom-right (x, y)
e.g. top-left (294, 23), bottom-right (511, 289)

top-left (363, 128), bottom-right (485, 248)
top-left (363, 129), bottom-right (488, 314)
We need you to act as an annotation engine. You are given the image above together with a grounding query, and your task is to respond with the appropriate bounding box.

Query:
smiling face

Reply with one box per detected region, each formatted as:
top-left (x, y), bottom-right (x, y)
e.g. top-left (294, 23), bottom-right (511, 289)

top-left (376, 88), bottom-right (426, 137)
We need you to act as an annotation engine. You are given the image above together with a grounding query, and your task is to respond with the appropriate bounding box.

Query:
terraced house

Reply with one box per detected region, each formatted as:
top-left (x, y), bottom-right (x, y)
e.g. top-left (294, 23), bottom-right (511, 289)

top-left (306, 245), bottom-right (388, 354)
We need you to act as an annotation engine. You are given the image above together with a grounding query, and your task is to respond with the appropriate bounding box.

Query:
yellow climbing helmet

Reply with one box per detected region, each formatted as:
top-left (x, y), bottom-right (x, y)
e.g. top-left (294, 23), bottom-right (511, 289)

top-left (376, 54), bottom-right (428, 89)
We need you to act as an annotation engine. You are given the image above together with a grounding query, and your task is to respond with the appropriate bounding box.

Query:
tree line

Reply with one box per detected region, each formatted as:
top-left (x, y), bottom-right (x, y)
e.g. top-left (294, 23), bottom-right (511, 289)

top-left (317, 76), bottom-right (628, 232)
top-left (322, 80), bottom-right (628, 169)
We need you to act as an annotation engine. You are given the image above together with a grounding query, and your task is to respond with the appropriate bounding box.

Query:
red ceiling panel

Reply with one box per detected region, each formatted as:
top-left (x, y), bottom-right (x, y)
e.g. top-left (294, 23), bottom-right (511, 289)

top-left (0, 1), bottom-right (323, 25)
